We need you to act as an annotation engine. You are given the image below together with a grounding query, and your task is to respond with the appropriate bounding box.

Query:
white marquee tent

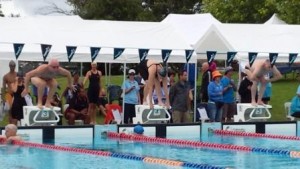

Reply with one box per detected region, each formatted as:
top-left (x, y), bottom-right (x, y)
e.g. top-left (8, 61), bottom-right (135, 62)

top-left (0, 15), bottom-right (195, 63)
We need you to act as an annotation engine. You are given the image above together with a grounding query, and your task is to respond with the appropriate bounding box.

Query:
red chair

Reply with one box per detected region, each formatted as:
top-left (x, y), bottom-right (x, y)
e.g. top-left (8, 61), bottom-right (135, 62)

top-left (104, 104), bottom-right (122, 124)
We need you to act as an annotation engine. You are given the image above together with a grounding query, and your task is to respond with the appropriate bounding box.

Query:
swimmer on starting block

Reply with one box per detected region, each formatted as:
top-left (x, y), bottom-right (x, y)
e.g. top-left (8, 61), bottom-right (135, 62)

top-left (244, 59), bottom-right (282, 106)
top-left (21, 58), bottom-right (74, 109)
top-left (0, 124), bottom-right (22, 144)
top-left (138, 59), bottom-right (170, 109)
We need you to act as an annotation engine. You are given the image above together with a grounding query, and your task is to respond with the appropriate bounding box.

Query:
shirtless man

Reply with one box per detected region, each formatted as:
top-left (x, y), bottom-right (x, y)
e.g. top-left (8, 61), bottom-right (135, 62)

top-left (138, 59), bottom-right (170, 109)
top-left (1, 60), bottom-right (17, 107)
top-left (21, 58), bottom-right (73, 109)
top-left (0, 124), bottom-right (22, 144)
top-left (244, 59), bottom-right (282, 106)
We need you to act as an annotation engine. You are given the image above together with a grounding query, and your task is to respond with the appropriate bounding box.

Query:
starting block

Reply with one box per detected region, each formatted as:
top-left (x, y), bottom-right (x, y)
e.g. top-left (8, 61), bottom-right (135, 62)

top-left (133, 105), bottom-right (171, 124)
top-left (21, 106), bottom-right (61, 126)
top-left (234, 103), bottom-right (272, 122)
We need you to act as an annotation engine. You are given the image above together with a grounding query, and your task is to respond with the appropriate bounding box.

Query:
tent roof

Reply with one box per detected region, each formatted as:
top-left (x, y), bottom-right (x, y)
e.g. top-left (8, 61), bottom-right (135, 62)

top-left (264, 13), bottom-right (287, 25)
top-left (162, 13), bottom-right (221, 45)
top-left (0, 15), bottom-right (195, 63)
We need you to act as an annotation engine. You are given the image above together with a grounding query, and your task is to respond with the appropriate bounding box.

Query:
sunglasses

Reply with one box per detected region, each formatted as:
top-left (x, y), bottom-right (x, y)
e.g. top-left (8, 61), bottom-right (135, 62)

top-left (129, 73), bottom-right (135, 76)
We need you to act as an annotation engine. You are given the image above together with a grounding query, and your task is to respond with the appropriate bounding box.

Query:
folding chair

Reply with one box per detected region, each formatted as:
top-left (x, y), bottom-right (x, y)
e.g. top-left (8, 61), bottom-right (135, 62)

top-left (197, 107), bottom-right (210, 123)
top-left (284, 102), bottom-right (295, 121)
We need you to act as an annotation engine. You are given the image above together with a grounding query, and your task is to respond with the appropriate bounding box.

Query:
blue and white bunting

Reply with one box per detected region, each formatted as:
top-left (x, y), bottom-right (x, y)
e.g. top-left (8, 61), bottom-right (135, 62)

top-left (90, 47), bottom-right (101, 62)
top-left (185, 50), bottom-right (194, 63)
top-left (114, 48), bottom-right (124, 60)
top-left (162, 49), bottom-right (172, 64)
top-left (227, 52), bottom-right (237, 66)
top-left (138, 49), bottom-right (149, 62)
top-left (13, 43), bottom-right (24, 60)
top-left (248, 52), bottom-right (258, 67)
top-left (289, 53), bottom-right (298, 66)
top-left (41, 44), bottom-right (52, 61)
top-left (269, 53), bottom-right (278, 67)
top-left (206, 51), bottom-right (216, 65)
top-left (66, 46), bottom-right (77, 62)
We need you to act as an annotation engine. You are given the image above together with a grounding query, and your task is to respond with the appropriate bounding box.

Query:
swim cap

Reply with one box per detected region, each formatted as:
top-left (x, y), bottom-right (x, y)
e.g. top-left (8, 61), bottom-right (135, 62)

top-left (158, 66), bottom-right (167, 77)
top-left (133, 125), bottom-right (144, 135)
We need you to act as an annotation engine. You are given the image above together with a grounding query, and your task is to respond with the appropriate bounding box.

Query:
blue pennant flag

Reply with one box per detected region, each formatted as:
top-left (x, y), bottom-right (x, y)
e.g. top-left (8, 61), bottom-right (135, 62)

top-left (206, 51), bottom-right (216, 65)
top-left (162, 49), bottom-right (172, 64)
top-left (227, 52), bottom-right (237, 66)
top-left (13, 43), bottom-right (24, 60)
top-left (41, 44), bottom-right (52, 61)
top-left (289, 53), bottom-right (298, 66)
top-left (66, 46), bottom-right (77, 62)
top-left (185, 50), bottom-right (194, 63)
top-left (248, 52), bottom-right (258, 67)
top-left (114, 48), bottom-right (124, 60)
top-left (90, 47), bottom-right (101, 62)
top-left (138, 49), bottom-right (149, 62)
top-left (269, 53), bottom-right (278, 67)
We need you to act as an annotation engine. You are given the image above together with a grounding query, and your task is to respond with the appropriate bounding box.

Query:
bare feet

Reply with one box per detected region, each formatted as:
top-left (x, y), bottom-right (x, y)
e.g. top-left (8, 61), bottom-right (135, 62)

top-left (44, 103), bottom-right (53, 109)
top-left (37, 103), bottom-right (43, 109)
top-left (158, 102), bottom-right (165, 107)
top-left (251, 101), bottom-right (257, 106)
top-left (257, 101), bottom-right (266, 106)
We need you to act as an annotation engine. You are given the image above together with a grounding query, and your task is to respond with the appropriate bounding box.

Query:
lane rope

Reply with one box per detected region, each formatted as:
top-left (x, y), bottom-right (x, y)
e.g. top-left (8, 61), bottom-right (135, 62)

top-left (107, 132), bottom-right (300, 159)
top-left (9, 140), bottom-right (230, 169)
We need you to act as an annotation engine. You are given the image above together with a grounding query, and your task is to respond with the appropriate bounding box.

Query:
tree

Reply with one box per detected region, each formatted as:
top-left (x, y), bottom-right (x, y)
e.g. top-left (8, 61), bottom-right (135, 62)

top-left (67, 0), bottom-right (201, 21)
top-left (275, 0), bottom-right (300, 24)
top-left (201, 0), bottom-right (277, 23)
top-left (0, 4), bottom-right (4, 17)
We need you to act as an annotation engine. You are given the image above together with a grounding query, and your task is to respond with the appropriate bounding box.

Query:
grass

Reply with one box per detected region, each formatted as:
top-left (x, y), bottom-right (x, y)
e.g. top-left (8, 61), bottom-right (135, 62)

top-left (0, 73), bottom-right (298, 126)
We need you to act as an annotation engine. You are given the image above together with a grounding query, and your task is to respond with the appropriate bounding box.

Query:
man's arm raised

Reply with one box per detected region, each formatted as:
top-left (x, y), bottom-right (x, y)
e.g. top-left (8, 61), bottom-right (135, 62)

top-left (58, 67), bottom-right (73, 90)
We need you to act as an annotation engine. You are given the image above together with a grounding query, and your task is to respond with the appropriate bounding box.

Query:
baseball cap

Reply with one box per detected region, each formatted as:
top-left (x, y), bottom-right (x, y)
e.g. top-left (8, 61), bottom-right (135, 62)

top-left (158, 66), bottom-right (167, 77)
top-left (224, 66), bottom-right (234, 74)
top-left (128, 69), bottom-right (136, 74)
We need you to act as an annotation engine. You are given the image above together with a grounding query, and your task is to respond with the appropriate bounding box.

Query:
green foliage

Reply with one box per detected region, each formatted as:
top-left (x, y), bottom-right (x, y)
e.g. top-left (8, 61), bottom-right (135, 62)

top-left (274, 0), bottom-right (300, 24)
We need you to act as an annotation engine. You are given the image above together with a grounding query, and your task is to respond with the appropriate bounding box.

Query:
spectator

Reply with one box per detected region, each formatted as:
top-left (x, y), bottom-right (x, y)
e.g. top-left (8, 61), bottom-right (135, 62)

top-left (10, 72), bottom-right (27, 125)
top-left (64, 87), bottom-right (90, 125)
top-left (83, 62), bottom-right (102, 124)
top-left (61, 71), bottom-right (82, 104)
top-left (2, 60), bottom-right (17, 123)
top-left (134, 72), bottom-right (145, 104)
top-left (98, 87), bottom-right (108, 117)
top-left (221, 67), bottom-right (237, 122)
top-left (169, 70), bottom-right (192, 123)
top-left (208, 70), bottom-right (224, 122)
top-left (122, 69), bottom-right (140, 124)
top-left (290, 85), bottom-right (300, 118)
top-left (0, 124), bottom-right (22, 144)
top-left (238, 72), bottom-right (253, 103)
top-left (200, 62), bottom-right (212, 103)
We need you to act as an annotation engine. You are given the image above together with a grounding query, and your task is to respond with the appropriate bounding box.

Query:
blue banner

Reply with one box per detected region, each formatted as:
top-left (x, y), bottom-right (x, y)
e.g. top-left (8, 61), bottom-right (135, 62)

top-left (227, 52), bottom-right (237, 66)
top-left (90, 47), bottom-right (101, 62)
top-left (269, 53), bottom-right (278, 67)
top-left (138, 49), bottom-right (149, 62)
top-left (206, 51), bottom-right (216, 65)
top-left (66, 46), bottom-right (77, 62)
top-left (41, 44), bottom-right (52, 61)
top-left (185, 50), bottom-right (194, 63)
top-left (13, 43), bottom-right (24, 60)
top-left (162, 49), bottom-right (172, 64)
top-left (289, 53), bottom-right (298, 66)
top-left (248, 52), bottom-right (258, 67)
top-left (114, 48), bottom-right (124, 60)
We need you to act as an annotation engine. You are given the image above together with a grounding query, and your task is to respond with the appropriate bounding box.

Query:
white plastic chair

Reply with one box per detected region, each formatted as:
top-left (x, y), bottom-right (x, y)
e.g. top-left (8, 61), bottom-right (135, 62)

top-left (285, 102), bottom-right (295, 121)
top-left (197, 107), bottom-right (210, 123)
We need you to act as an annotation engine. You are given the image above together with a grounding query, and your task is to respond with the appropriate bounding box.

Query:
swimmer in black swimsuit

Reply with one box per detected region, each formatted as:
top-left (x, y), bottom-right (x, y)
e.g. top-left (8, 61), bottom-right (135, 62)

top-left (138, 59), bottom-right (170, 109)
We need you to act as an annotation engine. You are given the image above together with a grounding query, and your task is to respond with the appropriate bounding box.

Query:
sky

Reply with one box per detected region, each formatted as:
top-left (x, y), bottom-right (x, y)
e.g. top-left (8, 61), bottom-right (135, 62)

top-left (0, 0), bottom-right (73, 16)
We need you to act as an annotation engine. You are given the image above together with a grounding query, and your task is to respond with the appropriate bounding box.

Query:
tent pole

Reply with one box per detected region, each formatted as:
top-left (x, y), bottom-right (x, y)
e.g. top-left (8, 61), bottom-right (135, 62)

top-left (122, 62), bottom-right (126, 124)
top-left (193, 61), bottom-right (197, 122)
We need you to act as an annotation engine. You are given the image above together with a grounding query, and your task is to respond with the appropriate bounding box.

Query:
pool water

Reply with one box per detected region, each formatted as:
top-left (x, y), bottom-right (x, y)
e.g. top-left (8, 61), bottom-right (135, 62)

top-left (2, 134), bottom-right (300, 169)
